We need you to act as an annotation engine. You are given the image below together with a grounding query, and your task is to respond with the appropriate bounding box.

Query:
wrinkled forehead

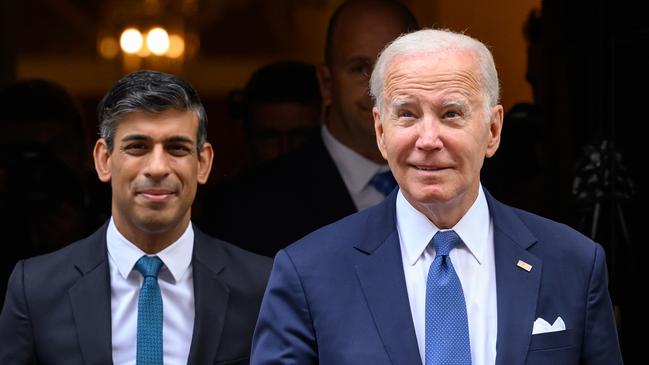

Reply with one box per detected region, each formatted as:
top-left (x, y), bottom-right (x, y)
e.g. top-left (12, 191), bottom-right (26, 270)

top-left (385, 48), bottom-right (481, 81)
top-left (382, 49), bottom-right (483, 101)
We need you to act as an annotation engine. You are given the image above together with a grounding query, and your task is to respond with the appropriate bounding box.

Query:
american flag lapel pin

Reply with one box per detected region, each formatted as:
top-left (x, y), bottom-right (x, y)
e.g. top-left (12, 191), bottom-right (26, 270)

top-left (517, 259), bottom-right (532, 272)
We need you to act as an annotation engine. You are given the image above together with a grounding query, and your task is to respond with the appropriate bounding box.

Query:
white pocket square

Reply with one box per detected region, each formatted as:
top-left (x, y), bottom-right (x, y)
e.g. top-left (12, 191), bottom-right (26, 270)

top-left (532, 316), bottom-right (566, 334)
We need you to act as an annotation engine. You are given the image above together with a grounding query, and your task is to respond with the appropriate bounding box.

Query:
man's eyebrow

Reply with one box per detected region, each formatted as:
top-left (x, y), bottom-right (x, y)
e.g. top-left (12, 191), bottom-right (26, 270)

top-left (121, 134), bottom-right (151, 142)
top-left (390, 98), bottom-right (417, 109)
top-left (165, 135), bottom-right (195, 145)
top-left (120, 134), bottom-right (195, 145)
top-left (441, 99), bottom-right (468, 109)
top-left (344, 56), bottom-right (372, 66)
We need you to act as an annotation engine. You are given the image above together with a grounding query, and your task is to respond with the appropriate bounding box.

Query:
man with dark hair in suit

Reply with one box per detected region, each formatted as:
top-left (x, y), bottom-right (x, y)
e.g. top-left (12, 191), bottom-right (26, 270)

top-left (251, 29), bottom-right (622, 364)
top-left (200, 0), bottom-right (419, 257)
top-left (0, 70), bottom-right (272, 364)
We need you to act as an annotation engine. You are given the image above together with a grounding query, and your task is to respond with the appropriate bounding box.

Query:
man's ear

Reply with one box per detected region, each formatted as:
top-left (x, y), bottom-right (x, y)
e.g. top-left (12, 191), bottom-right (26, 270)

top-left (197, 142), bottom-right (214, 184)
top-left (316, 64), bottom-right (333, 107)
top-left (485, 105), bottom-right (504, 158)
top-left (373, 107), bottom-right (388, 161)
top-left (93, 138), bottom-right (112, 182)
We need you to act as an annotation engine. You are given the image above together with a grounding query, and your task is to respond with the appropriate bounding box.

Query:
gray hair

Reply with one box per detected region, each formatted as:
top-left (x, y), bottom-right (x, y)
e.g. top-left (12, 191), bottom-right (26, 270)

top-left (369, 28), bottom-right (500, 116)
top-left (97, 70), bottom-right (208, 152)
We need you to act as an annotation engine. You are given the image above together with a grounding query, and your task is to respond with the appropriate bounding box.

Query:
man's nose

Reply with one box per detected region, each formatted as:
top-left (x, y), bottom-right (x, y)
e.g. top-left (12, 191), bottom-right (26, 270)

top-left (415, 115), bottom-right (444, 150)
top-left (144, 145), bottom-right (171, 179)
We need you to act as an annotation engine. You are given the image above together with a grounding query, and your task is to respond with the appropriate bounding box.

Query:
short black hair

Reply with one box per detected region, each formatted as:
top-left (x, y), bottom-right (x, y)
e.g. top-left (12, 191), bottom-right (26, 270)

top-left (244, 61), bottom-right (320, 105)
top-left (241, 61), bottom-right (321, 129)
top-left (97, 70), bottom-right (207, 152)
top-left (0, 79), bottom-right (84, 136)
top-left (324, 0), bottom-right (419, 66)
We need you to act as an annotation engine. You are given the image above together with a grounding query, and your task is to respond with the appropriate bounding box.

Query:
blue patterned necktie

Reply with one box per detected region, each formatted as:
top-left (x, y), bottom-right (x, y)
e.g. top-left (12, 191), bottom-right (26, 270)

top-left (369, 170), bottom-right (397, 196)
top-left (425, 230), bottom-right (472, 365)
top-left (135, 256), bottom-right (164, 365)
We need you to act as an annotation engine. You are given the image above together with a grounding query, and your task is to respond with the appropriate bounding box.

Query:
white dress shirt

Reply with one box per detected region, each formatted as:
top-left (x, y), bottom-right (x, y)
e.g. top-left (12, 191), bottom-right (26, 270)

top-left (396, 186), bottom-right (497, 365)
top-left (107, 218), bottom-right (195, 365)
top-left (321, 125), bottom-right (391, 210)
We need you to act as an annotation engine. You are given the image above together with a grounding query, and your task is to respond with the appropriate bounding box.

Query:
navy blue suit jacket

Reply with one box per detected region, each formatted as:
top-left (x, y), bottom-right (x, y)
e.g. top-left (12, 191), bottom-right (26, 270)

top-left (198, 134), bottom-right (356, 257)
top-left (0, 222), bottom-right (272, 365)
top-left (251, 189), bottom-right (622, 364)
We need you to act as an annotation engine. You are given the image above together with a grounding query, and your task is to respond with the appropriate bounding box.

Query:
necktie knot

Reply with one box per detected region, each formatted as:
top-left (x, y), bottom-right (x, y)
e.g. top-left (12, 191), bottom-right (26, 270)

top-left (369, 170), bottom-right (397, 196)
top-left (432, 230), bottom-right (461, 257)
top-left (135, 256), bottom-right (163, 278)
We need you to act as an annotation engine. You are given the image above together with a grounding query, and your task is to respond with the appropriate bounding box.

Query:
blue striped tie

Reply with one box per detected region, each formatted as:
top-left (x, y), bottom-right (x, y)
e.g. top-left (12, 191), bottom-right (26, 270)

top-left (135, 256), bottom-right (164, 365)
top-left (425, 230), bottom-right (472, 365)
top-left (369, 170), bottom-right (397, 196)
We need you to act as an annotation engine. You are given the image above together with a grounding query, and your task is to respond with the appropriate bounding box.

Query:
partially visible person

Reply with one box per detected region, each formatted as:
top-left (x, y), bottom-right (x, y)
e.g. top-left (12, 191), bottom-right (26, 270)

top-left (193, 61), bottom-right (321, 221)
top-left (482, 9), bottom-right (551, 217)
top-left (0, 80), bottom-right (99, 307)
top-left (240, 60), bottom-right (322, 164)
top-left (199, 0), bottom-right (418, 257)
top-left (251, 29), bottom-right (622, 364)
top-left (0, 79), bottom-right (89, 176)
top-left (0, 70), bottom-right (272, 364)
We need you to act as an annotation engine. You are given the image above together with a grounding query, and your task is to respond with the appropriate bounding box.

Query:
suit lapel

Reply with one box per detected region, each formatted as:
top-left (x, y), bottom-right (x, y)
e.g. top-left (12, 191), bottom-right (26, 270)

top-left (68, 224), bottom-right (113, 365)
top-left (352, 190), bottom-right (544, 364)
top-left (485, 193), bottom-right (542, 365)
top-left (186, 229), bottom-right (230, 365)
top-left (354, 192), bottom-right (422, 365)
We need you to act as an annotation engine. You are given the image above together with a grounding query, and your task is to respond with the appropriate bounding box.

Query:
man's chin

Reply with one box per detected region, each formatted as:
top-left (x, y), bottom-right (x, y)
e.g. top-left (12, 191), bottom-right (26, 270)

top-left (134, 214), bottom-right (179, 234)
top-left (403, 187), bottom-right (453, 206)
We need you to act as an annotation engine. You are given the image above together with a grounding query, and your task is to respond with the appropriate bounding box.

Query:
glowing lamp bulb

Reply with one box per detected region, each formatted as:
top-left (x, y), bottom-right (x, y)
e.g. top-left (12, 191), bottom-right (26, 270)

top-left (147, 27), bottom-right (170, 55)
top-left (120, 28), bottom-right (143, 54)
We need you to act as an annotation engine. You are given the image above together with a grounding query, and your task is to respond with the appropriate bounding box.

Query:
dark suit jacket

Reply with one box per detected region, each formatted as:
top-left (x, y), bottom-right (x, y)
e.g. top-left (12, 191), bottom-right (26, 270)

top-left (251, 189), bottom-right (623, 364)
top-left (199, 134), bottom-right (356, 257)
top-left (0, 222), bottom-right (272, 365)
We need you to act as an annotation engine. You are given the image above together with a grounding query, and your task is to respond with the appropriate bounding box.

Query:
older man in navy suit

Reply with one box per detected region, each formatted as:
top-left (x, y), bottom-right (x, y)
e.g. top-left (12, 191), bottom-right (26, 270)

top-left (251, 29), bottom-right (622, 364)
top-left (0, 70), bottom-right (271, 365)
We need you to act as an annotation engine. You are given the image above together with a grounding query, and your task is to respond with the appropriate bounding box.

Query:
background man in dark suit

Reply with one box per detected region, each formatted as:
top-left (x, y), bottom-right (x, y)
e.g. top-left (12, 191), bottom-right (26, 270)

top-left (200, 0), bottom-right (419, 257)
top-left (0, 70), bottom-right (272, 365)
top-left (251, 29), bottom-right (622, 364)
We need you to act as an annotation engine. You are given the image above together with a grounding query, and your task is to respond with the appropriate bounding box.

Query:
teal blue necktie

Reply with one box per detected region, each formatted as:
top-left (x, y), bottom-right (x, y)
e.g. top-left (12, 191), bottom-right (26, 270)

top-left (425, 230), bottom-right (472, 365)
top-left (135, 256), bottom-right (163, 365)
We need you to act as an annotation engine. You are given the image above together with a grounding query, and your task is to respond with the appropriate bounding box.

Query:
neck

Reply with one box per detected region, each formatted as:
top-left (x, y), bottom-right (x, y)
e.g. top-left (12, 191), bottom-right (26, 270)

top-left (112, 214), bottom-right (190, 254)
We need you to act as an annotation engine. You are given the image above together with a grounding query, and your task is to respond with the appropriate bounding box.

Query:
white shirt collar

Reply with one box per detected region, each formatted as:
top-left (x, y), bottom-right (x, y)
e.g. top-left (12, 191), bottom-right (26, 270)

top-left (321, 125), bottom-right (389, 193)
top-left (106, 217), bottom-right (194, 284)
top-left (396, 185), bottom-right (490, 266)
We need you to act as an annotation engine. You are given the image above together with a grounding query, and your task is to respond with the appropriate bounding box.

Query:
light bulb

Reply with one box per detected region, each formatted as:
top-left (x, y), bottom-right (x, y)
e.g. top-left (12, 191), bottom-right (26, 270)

top-left (120, 28), bottom-right (143, 54)
top-left (147, 27), bottom-right (170, 56)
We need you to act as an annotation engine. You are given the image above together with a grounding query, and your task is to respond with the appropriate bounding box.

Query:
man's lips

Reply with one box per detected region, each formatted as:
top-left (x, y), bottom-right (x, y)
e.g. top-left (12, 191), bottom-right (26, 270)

top-left (137, 188), bottom-right (176, 201)
top-left (412, 164), bottom-right (449, 171)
